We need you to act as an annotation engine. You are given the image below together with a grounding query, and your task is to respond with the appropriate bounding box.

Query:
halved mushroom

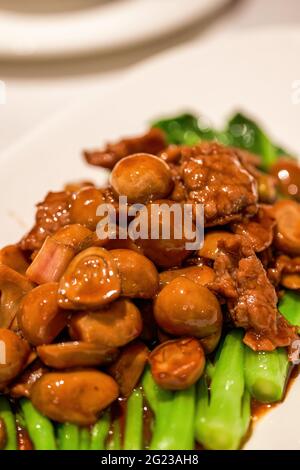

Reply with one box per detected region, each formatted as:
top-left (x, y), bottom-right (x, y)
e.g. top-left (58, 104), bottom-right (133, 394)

top-left (69, 187), bottom-right (106, 230)
top-left (271, 200), bottom-right (300, 255)
top-left (110, 249), bottom-right (159, 298)
top-left (198, 231), bottom-right (236, 260)
top-left (154, 277), bottom-right (222, 338)
top-left (0, 329), bottom-right (30, 388)
top-left (69, 299), bottom-right (142, 348)
top-left (58, 247), bottom-right (121, 309)
top-left (159, 265), bottom-right (215, 290)
top-left (110, 153), bottom-right (173, 204)
top-left (18, 283), bottom-right (69, 346)
top-left (26, 224), bottom-right (94, 285)
top-left (0, 245), bottom-right (29, 275)
top-left (37, 342), bottom-right (118, 369)
top-left (30, 370), bottom-right (119, 425)
top-left (149, 338), bottom-right (205, 390)
top-left (108, 341), bottom-right (149, 397)
top-left (0, 265), bottom-right (33, 329)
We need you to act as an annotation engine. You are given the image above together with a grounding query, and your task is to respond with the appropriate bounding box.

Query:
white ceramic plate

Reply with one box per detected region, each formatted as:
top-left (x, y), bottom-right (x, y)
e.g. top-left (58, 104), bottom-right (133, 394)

top-left (1, 27), bottom-right (300, 449)
top-left (0, 0), bottom-right (229, 59)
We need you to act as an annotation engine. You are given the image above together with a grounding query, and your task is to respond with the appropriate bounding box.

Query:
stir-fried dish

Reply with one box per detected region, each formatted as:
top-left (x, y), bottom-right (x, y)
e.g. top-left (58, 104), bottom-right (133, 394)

top-left (1, 112), bottom-right (300, 451)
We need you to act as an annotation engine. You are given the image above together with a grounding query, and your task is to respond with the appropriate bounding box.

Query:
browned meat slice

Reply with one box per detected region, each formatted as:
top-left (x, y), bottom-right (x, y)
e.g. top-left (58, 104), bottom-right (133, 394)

top-left (233, 148), bottom-right (261, 171)
top-left (84, 128), bottom-right (166, 169)
top-left (20, 191), bottom-right (71, 252)
top-left (210, 236), bottom-right (295, 351)
top-left (230, 206), bottom-right (276, 252)
top-left (180, 142), bottom-right (258, 226)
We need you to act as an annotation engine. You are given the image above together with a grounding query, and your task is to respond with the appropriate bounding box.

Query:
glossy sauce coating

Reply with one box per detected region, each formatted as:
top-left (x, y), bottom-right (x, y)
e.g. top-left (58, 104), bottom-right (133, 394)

top-left (69, 187), bottom-right (106, 230)
top-left (31, 370), bottom-right (119, 425)
top-left (154, 277), bottom-right (222, 338)
top-left (37, 342), bottom-right (118, 369)
top-left (108, 341), bottom-right (149, 397)
top-left (199, 231), bottom-right (237, 260)
top-left (9, 360), bottom-right (48, 398)
top-left (0, 245), bottom-right (29, 275)
top-left (58, 247), bottom-right (121, 308)
top-left (69, 299), bottom-right (143, 348)
top-left (271, 200), bottom-right (300, 255)
top-left (0, 329), bottom-right (30, 387)
top-left (159, 265), bottom-right (215, 290)
top-left (271, 158), bottom-right (300, 200)
top-left (110, 153), bottom-right (173, 203)
top-left (110, 249), bottom-right (159, 298)
top-left (135, 200), bottom-right (192, 268)
top-left (149, 338), bottom-right (205, 390)
top-left (0, 265), bottom-right (33, 329)
top-left (18, 283), bottom-right (68, 346)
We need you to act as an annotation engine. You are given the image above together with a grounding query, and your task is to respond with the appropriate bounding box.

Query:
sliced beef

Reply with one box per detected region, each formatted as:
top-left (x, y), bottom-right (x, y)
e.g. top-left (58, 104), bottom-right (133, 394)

top-left (210, 236), bottom-right (295, 351)
top-left (180, 142), bottom-right (258, 226)
top-left (20, 191), bottom-right (72, 252)
top-left (84, 128), bottom-right (166, 169)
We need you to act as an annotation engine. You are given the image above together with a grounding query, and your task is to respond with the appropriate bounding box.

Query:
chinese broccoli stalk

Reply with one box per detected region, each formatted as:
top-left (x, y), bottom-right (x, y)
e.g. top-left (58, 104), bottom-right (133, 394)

top-left (0, 396), bottom-right (17, 450)
top-left (244, 347), bottom-right (289, 403)
top-left (20, 398), bottom-right (57, 450)
top-left (195, 330), bottom-right (250, 450)
top-left (142, 368), bottom-right (195, 450)
top-left (123, 388), bottom-right (144, 450)
top-left (279, 290), bottom-right (300, 327)
top-left (90, 410), bottom-right (110, 450)
top-left (57, 423), bottom-right (80, 450)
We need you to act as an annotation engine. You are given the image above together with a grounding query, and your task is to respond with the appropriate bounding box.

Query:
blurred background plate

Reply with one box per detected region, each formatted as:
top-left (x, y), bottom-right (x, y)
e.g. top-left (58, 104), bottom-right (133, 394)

top-left (0, 0), bottom-right (229, 59)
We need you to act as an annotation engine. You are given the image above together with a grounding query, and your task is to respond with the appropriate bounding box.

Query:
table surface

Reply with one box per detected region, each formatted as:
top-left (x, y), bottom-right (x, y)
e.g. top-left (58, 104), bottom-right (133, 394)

top-left (0, 0), bottom-right (299, 154)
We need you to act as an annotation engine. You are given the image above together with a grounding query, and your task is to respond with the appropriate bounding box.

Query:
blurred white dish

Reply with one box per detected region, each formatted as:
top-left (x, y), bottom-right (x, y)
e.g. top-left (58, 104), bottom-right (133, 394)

top-left (0, 27), bottom-right (300, 448)
top-left (0, 0), bottom-right (229, 59)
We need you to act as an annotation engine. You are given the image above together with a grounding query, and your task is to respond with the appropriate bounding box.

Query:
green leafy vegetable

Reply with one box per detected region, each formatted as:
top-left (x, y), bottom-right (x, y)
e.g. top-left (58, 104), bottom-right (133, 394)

top-left (152, 113), bottom-right (216, 145)
top-left (152, 111), bottom-right (292, 170)
top-left (279, 290), bottom-right (300, 326)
